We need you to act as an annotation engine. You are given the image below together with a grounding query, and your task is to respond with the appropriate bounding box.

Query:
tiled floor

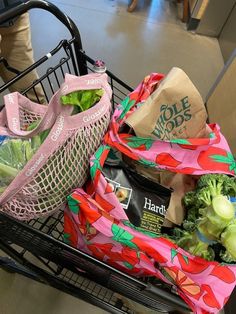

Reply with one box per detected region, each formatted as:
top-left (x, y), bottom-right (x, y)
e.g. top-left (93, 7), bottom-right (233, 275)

top-left (0, 1), bottom-right (226, 313)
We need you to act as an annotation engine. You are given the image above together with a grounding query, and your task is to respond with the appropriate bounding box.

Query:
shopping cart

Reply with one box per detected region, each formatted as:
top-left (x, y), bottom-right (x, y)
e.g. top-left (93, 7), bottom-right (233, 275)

top-left (0, 1), bottom-right (190, 313)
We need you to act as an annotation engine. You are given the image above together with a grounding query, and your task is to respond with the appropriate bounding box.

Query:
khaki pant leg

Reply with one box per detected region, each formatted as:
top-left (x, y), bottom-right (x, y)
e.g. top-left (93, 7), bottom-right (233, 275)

top-left (0, 13), bottom-right (45, 103)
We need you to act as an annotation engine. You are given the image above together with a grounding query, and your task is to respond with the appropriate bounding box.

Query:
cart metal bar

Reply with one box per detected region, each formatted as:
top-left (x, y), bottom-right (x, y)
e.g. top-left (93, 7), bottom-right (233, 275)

top-left (0, 211), bottom-right (189, 312)
top-left (83, 53), bottom-right (133, 93)
top-left (0, 241), bottom-right (129, 314)
top-left (0, 0), bottom-right (88, 76)
top-left (0, 40), bottom-right (70, 93)
top-left (0, 256), bottom-right (44, 281)
top-left (0, 212), bottom-right (151, 287)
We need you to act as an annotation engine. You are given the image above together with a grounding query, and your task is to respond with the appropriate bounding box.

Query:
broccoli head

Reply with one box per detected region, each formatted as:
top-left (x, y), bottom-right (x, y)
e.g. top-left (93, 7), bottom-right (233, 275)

top-left (223, 176), bottom-right (236, 197)
top-left (196, 187), bottom-right (212, 207)
top-left (182, 191), bottom-right (196, 209)
top-left (197, 174), bottom-right (232, 198)
top-left (182, 219), bottom-right (196, 232)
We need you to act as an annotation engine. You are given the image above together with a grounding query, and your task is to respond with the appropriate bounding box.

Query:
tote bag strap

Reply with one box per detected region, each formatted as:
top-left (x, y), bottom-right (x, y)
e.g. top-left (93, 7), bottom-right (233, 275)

top-left (0, 107), bottom-right (19, 136)
top-left (4, 91), bottom-right (72, 138)
top-left (4, 72), bottom-right (112, 138)
top-left (61, 72), bottom-right (112, 100)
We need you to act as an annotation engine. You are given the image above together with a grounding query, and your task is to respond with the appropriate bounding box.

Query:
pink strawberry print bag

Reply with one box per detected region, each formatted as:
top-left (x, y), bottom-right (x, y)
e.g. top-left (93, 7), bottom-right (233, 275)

top-left (65, 73), bottom-right (236, 314)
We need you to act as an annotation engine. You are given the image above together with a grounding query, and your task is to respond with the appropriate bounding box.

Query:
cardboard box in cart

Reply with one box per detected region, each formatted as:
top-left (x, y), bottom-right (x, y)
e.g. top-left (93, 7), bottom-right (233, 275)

top-left (206, 49), bottom-right (236, 314)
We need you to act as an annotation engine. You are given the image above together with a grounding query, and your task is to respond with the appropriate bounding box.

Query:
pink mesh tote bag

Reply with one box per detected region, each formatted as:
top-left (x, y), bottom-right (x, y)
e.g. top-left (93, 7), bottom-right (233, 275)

top-left (0, 72), bottom-right (112, 220)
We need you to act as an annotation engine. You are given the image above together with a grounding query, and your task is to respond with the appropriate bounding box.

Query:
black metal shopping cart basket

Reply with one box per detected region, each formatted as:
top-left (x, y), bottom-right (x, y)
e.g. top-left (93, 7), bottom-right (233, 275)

top-left (0, 1), bottom-right (190, 313)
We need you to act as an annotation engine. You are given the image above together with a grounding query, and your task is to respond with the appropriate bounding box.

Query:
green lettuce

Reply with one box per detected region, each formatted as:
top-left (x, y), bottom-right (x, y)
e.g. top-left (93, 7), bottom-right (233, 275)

top-left (0, 134), bottom-right (45, 194)
top-left (60, 89), bottom-right (103, 114)
top-left (170, 174), bottom-right (236, 262)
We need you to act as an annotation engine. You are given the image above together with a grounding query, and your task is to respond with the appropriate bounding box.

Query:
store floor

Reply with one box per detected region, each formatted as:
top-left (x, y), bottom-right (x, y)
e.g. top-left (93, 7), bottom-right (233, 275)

top-left (0, 268), bottom-right (108, 314)
top-left (0, 1), bottom-right (225, 314)
top-left (30, 0), bottom-right (224, 100)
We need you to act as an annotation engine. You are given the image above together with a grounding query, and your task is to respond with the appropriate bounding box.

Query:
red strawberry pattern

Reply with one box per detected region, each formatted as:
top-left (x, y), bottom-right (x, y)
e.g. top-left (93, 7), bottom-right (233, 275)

top-left (178, 167), bottom-right (199, 174)
top-left (198, 147), bottom-right (236, 174)
top-left (64, 211), bottom-right (78, 247)
top-left (105, 181), bottom-right (113, 194)
top-left (210, 266), bottom-right (236, 284)
top-left (202, 284), bottom-right (221, 309)
top-left (178, 144), bottom-right (198, 150)
top-left (64, 72), bottom-right (236, 314)
top-left (177, 253), bottom-right (209, 274)
top-left (95, 193), bottom-right (115, 212)
top-left (156, 153), bottom-right (181, 168)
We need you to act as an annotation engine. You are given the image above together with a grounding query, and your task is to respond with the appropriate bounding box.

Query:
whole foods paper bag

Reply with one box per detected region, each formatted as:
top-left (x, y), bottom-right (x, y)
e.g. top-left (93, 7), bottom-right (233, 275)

top-left (126, 67), bottom-right (207, 140)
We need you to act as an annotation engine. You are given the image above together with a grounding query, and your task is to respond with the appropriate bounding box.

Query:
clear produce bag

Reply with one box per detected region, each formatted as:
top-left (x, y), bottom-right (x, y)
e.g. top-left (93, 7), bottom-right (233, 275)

top-left (64, 73), bottom-right (236, 314)
top-left (0, 72), bottom-right (112, 220)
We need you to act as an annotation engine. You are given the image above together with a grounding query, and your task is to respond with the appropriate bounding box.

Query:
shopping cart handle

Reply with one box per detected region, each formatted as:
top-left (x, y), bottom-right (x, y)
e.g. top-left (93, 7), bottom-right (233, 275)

top-left (0, 0), bottom-right (80, 43)
top-left (0, 1), bottom-right (24, 17)
top-left (0, 0), bottom-right (88, 76)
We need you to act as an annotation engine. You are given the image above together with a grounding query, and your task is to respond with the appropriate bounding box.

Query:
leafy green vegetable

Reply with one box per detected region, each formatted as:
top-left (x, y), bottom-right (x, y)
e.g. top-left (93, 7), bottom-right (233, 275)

top-left (27, 120), bottom-right (40, 131)
top-left (182, 191), bottom-right (197, 210)
top-left (0, 88), bottom-right (100, 195)
top-left (60, 89), bottom-right (103, 114)
top-left (26, 120), bottom-right (50, 144)
top-left (221, 222), bottom-right (236, 261)
top-left (0, 137), bottom-right (42, 193)
top-left (224, 177), bottom-right (236, 197)
top-left (197, 174), bottom-right (232, 197)
top-left (0, 120), bottom-right (50, 194)
top-left (196, 187), bottom-right (212, 207)
top-left (170, 174), bottom-right (236, 262)
top-left (165, 227), bottom-right (215, 261)
top-left (220, 251), bottom-right (235, 263)
top-left (198, 195), bottom-right (235, 240)
top-left (0, 162), bottom-right (19, 181)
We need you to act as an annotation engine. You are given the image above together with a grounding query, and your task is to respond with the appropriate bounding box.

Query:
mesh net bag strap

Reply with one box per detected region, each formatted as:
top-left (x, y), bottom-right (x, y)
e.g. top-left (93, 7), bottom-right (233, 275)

top-left (4, 91), bottom-right (72, 138)
top-left (61, 73), bottom-right (112, 100)
top-left (0, 108), bottom-right (9, 136)
top-left (3, 72), bottom-right (111, 138)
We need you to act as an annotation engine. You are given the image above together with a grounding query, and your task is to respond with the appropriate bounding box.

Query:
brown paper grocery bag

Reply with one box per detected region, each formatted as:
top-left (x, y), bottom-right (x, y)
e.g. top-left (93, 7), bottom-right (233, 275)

top-left (160, 171), bottom-right (197, 225)
top-left (126, 67), bottom-right (207, 140)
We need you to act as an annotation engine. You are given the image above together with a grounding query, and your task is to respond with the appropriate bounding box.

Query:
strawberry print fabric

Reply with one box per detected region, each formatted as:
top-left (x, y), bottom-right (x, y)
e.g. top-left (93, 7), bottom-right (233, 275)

top-left (64, 73), bottom-right (236, 314)
top-left (104, 73), bottom-right (236, 176)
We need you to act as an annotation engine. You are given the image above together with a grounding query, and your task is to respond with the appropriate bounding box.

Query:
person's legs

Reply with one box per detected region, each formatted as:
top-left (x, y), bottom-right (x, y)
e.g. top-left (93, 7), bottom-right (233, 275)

top-left (0, 13), bottom-right (45, 103)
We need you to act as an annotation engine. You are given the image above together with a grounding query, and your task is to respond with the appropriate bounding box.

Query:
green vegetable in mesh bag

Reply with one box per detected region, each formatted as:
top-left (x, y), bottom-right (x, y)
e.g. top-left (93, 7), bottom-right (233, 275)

top-left (0, 123), bottom-right (50, 195)
top-left (0, 136), bottom-right (39, 193)
top-left (60, 89), bottom-right (103, 114)
top-left (0, 89), bottom-right (103, 195)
